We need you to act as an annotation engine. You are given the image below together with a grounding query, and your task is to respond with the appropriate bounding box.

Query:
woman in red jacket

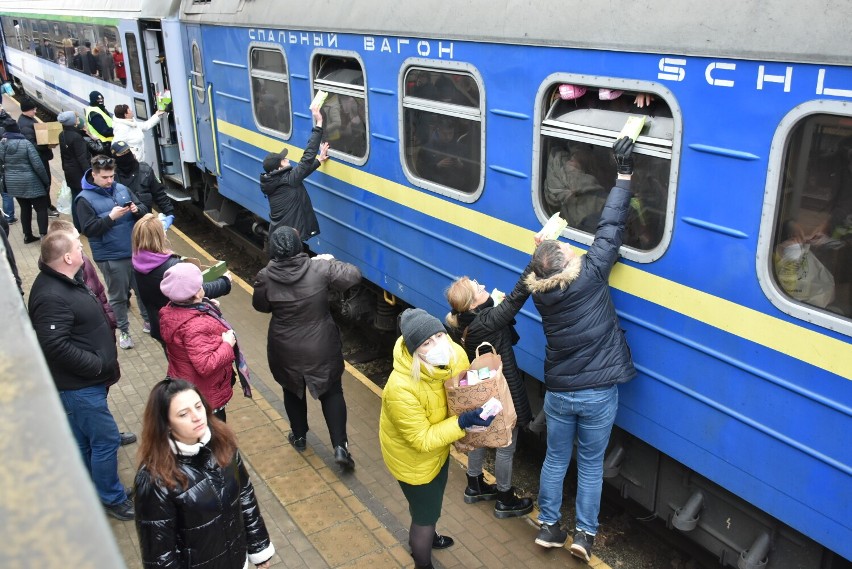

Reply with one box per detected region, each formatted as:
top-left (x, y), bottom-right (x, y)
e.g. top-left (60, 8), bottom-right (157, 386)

top-left (158, 262), bottom-right (246, 421)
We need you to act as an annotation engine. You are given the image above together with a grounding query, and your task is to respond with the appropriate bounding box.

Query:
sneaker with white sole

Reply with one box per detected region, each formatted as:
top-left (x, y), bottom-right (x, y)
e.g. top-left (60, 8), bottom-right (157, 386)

top-left (570, 530), bottom-right (595, 562)
top-left (535, 522), bottom-right (568, 548)
top-left (142, 321), bottom-right (151, 334)
top-left (119, 332), bottom-right (134, 349)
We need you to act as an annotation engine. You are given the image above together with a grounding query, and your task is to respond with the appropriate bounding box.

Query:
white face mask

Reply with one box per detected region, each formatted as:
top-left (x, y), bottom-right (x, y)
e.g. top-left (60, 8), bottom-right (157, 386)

top-left (421, 337), bottom-right (451, 367)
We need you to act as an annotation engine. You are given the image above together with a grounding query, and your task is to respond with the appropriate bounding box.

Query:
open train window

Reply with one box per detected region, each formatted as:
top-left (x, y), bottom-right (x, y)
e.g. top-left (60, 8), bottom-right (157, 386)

top-left (250, 46), bottom-right (291, 139)
top-left (400, 62), bottom-right (484, 202)
top-left (759, 104), bottom-right (852, 333)
top-left (190, 41), bottom-right (205, 103)
top-left (535, 80), bottom-right (677, 261)
top-left (311, 53), bottom-right (367, 163)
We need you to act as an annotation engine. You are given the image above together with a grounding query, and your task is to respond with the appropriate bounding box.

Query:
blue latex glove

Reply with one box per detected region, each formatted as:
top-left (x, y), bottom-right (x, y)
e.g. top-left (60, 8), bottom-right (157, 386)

top-left (162, 214), bottom-right (175, 231)
top-left (458, 408), bottom-right (495, 430)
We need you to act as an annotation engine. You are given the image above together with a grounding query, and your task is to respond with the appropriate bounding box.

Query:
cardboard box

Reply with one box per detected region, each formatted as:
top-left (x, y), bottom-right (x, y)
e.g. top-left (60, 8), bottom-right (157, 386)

top-left (35, 122), bottom-right (62, 146)
top-left (182, 257), bottom-right (228, 283)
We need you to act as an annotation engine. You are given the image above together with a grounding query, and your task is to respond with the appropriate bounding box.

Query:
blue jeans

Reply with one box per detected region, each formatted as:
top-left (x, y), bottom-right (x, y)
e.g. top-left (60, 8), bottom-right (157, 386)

top-left (537, 385), bottom-right (618, 535)
top-left (2, 192), bottom-right (15, 220)
top-left (58, 385), bottom-right (126, 506)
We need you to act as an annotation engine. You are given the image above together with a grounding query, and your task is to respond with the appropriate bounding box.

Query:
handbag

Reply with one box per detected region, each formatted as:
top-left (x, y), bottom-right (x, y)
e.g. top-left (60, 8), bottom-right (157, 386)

top-left (444, 342), bottom-right (518, 453)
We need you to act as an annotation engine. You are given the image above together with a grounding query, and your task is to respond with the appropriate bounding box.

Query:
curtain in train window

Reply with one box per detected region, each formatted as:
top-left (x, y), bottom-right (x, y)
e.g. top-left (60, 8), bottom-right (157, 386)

top-left (250, 48), bottom-right (291, 137)
top-left (125, 33), bottom-right (144, 93)
top-left (772, 114), bottom-right (852, 318)
top-left (538, 85), bottom-right (673, 251)
top-left (190, 41), bottom-right (205, 103)
top-left (312, 55), bottom-right (367, 160)
top-left (402, 67), bottom-right (483, 195)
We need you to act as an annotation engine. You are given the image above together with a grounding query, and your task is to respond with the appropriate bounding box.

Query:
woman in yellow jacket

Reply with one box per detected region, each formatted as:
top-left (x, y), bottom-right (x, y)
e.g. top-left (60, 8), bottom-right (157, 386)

top-left (379, 308), bottom-right (495, 569)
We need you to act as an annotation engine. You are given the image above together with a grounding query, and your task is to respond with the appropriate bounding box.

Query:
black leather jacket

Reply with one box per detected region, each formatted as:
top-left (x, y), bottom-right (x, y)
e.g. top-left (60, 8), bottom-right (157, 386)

top-left (134, 440), bottom-right (273, 568)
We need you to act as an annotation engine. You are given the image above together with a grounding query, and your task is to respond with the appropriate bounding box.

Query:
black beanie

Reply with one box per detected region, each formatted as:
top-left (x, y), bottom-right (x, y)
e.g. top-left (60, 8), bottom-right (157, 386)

top-left (89, 91), bottom-right (104, 105)
top-left (19, 98), bottom-right (36, 112)
top-left (2, 117), bottom-right (20, 133)
top-left (269, 226), bottom-right (302, 260)
top-left (399, 308), bottom-right (445, 354)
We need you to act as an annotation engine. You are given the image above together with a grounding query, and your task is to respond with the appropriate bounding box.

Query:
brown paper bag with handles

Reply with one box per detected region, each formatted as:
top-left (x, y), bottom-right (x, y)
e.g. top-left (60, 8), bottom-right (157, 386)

top-left (444, 342), bottom-right (517, 453)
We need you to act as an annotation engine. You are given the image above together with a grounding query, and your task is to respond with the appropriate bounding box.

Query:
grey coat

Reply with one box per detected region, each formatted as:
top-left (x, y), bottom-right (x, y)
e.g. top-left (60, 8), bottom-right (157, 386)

top-left (252, 253), bottom-right (361, 399)
top-left (0, 135), bottom-right (49, 199)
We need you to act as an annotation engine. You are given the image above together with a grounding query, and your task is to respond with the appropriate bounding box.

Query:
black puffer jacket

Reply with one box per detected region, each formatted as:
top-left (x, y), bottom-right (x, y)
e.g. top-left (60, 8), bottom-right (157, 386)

top-left (134, 437), bottom-right (274, 569)
top-left (525, 180), bottom-right (637, 391)
top-left (28, 262), bottom-right (118, 390)
top-left (252, 253), bottom-right (360, 398)
top-left (116, 160), bottom-right (175, 215)
top-left (260, 126), bottom-right (322, 241)
top-left (447, 264), bottom-right (534, 426)
top-left (59, 125), bottom-right (91, 190)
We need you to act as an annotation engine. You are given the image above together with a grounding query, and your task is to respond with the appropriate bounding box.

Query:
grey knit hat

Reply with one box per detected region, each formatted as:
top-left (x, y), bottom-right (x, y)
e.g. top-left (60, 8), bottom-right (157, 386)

top-left (269, 226), bottom-right (302, 260)
top-left (57, 111), bottom-right (77, 127)
top-left (399, 308), bottom-right (445, 354)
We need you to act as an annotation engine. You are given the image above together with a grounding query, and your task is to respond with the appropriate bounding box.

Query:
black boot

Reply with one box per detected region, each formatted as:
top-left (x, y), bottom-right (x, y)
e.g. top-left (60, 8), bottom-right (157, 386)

top-left (414, 564), bottom-right (434, 569)
top-left (494, 488), bottom-right (534, 519)
top-left (464, 474), bottom-right (498, 504)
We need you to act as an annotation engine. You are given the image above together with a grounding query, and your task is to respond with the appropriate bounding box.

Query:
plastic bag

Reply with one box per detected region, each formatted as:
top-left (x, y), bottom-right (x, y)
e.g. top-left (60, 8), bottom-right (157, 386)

top-left (775, 245), bottom-right (835, 308)
top-left (57, 182), bottom-right (73, 215)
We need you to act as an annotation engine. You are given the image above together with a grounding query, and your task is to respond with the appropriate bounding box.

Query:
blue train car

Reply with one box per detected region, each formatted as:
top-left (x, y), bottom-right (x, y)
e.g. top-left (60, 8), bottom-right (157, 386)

top-left (179, 3), bottom-right (852, 565)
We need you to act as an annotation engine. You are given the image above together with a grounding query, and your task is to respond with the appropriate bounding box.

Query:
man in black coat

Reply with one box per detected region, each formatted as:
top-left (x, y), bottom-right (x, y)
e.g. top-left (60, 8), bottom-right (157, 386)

top-left (260, 105), bottom-right (329, 253)
top-left (57, 111), bottom-right (91, 228)
top-left (18, 98), bottom-right (59, 216)
top-left (28, 231), bottom-right (135, 521)
top-left (112, 141), bottom-right (174, 222)
top-left (526, 137), bottom-right (638, 563)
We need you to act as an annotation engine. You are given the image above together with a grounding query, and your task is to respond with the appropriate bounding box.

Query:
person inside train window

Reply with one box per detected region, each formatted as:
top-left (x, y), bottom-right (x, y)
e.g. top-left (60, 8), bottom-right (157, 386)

top-left (773, 219), bottom-right (836, 310)
top-left (61, 37), bottom-right (75, 69)
top-left (97, 42), bottom-right (115, 83)
top-left (112, 104), bottom-right (165, 164)
top-left (113, 45), bottom-right (126, 87)
top-left (260, 105), bottom-right (329, 251)
top-left (41, 38), bottom-right (54, 61)
top-left (418, 117), bottom-right (478, 192)
top-left (544, 142), bottom-right (608, 233)
top-left (321, 94), bottom-right (366, 157)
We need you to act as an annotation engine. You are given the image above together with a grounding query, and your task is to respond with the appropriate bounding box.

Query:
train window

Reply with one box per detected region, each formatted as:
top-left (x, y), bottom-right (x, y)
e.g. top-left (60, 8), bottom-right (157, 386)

top-left (401, 65), bottom-right (484, 200)
top-left (311, 54), bottom-right (367, 161)
top-left (191, 41), bottom-right (205, 103)
top-left (125, 33), bottom-right (144, 93)
top-left (768, 113), bottom-right (852, 321)
top-left (537, 83), bottom-right (675, 255)
top-left (250, 47), bottom-right (291, 138)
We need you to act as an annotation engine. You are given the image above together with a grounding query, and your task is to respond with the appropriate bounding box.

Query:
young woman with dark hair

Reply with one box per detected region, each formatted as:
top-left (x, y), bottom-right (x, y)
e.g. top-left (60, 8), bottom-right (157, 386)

top-left (134, 378), bottom-right (274, 568)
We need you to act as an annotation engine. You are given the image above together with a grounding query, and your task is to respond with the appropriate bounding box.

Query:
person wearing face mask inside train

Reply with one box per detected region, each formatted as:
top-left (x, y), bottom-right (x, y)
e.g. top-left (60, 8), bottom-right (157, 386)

top-left (379, 308), bottom-right (496, 569)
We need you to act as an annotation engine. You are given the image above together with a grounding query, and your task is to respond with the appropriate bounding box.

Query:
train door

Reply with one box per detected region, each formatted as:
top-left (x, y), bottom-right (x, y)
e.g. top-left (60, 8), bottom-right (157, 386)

top-left (136, 19), bottom-right (188, 190)
top-left (183, 24), bottom-right (219, 176)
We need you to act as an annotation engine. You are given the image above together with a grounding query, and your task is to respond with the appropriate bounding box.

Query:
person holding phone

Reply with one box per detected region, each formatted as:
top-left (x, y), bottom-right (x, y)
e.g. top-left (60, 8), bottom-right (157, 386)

top-left (76, 155), bottom-right (150, 349)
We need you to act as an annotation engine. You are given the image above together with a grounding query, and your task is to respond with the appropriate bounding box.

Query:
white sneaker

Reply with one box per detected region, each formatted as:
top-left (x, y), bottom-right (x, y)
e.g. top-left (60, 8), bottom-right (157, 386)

top-left (119, 332), bottom-right (134, 349)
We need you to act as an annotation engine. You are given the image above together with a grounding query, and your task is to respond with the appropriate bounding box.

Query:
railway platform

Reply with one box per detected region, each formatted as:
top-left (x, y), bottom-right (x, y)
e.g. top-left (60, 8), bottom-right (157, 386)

top-left (3, 96), bottom-right (609, 569)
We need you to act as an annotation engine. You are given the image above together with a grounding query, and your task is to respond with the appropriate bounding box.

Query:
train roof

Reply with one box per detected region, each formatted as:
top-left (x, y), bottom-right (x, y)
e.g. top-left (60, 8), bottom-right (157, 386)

top-left (0, 0), bottom-right (180, 20)
top-left (179, 0), bottom-right (852, 66)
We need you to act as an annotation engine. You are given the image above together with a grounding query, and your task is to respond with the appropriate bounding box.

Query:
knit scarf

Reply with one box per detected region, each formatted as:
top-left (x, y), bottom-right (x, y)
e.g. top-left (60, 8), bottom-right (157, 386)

top-left (193, 300), bottom-right (253, 398)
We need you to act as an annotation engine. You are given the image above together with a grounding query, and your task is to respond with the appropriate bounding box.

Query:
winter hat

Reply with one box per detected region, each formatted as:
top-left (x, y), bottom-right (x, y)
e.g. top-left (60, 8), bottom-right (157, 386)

top-left (89, 90), bottom-right (104, 106)
top-left (111, 140), bottom-right (132, 156)
top-left (2, 117), bottom-right (19, 133)
top-left (399, 308), bottom-right (445, 354)
top-left (57, 111), bottom-right (77, 127)
top-left (19, 98), bottom-right (37, 112)
top-left (160, 263), bottom-right (203, 303)
top-left (263, 148), bottom-right (289, 173)
top-left (269, 226), bottom-right (302, 260)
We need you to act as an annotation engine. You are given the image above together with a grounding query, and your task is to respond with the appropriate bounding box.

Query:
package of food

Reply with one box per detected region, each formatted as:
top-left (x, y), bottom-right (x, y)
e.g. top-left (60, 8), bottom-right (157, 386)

top-left (310, 90), bottom-right (329, 110)
top-left (480, 397), bottom-right (503, 420)
top-left (156, 90), bottom-right (172, 111)
top-left (619, 115), bottom-right (646, 142)
top-left (35, 122), bottom-right (62, 145)
top-left (541, 212), bottom-right (568, 240)
top-left (490, 288), bottom-right (505, 305)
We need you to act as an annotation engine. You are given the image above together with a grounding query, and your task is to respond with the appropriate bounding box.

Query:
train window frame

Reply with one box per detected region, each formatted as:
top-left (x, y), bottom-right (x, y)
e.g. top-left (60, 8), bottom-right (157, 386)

top-left (531, 74), bottom-right (681, 263)
top-left (756, 100), bottom-right (852, 337)
top-left (309, 49), bottom-right (369, 166)
top-left (248, 43), bottom-right (292, 141)
top-left (125, 32), bottom-right (144, 93)
top-left (190, 40), bottom-right (205, 104)
top-left (399, 58), bottom-right (485, 203)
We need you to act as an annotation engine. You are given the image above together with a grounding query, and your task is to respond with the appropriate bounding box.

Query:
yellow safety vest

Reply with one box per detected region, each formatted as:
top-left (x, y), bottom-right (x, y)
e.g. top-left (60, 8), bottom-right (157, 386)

top-left (85, 106), bottom-right (114, 142)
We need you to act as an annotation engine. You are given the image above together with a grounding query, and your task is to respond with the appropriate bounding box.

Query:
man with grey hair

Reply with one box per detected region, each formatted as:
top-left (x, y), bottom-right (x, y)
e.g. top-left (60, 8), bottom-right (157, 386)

top-left (527, 137), bottom-right (637, 563)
